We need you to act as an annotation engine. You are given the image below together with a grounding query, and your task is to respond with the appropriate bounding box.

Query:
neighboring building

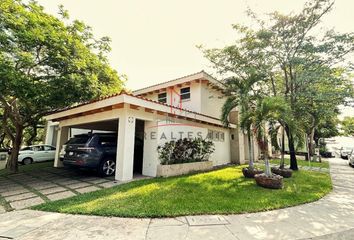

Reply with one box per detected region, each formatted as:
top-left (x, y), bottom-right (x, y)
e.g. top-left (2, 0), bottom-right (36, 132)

top-left (44, 71), bottom-right (259, 181)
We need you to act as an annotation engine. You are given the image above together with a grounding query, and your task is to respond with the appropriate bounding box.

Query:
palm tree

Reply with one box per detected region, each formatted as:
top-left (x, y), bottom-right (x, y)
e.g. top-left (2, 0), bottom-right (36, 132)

top-left (246, 96), bottom-right (293, 177)
top-left (221, 77), bottom-right (260, 172)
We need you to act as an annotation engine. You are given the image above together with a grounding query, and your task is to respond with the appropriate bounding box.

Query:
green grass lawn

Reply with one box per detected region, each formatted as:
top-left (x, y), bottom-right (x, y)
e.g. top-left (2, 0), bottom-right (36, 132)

top-left (0, 161), bottom-right (53, 176)
top-left (33, 165), bottom-right (332, 218)
top-left (269, 158), bottom-right (329, 168)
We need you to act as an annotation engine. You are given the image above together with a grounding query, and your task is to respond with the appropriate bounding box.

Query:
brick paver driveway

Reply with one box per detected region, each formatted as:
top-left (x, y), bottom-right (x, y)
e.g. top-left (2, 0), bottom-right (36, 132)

top-left (0, 164), bottom-right (120, 211)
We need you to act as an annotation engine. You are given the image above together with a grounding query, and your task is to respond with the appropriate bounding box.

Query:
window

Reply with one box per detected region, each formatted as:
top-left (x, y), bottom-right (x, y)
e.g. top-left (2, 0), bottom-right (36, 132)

top-left (33, 146), bottom-right (44, 151)
top-left (21, 147), bottom-right (32, 151)
top-left (99, 136), bottom-right (117, 147)
top-left (220, 133), bottom-right (225, 141)
top-left (213, 131), bottom-right (220, 141)
top-left (44, 146), bottom-right (55, 151)
top-left (158, 92), bottom-right (167, 103)
top-left (180, 87), bottom-right (190, 100)
top-left (207, 129), bottom-right (213, 139)
top-left (207, 129), bottom-right (225, 142)
top-left (67, 135), bottom-right (90, 145)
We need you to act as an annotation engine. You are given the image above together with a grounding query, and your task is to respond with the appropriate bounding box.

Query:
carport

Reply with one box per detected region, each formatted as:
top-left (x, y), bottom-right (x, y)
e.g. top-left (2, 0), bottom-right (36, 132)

top-left (45, 92), bottom-right (229, 181)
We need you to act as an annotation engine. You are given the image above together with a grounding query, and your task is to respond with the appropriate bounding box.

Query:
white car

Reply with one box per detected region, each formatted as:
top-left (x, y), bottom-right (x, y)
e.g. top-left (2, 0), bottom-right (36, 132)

top-left (18, 145), bottom-right (56, 165)
top-left (349, 151), bottom-right (354, 167)
top-left (340, 147), bottom-right (354, 159)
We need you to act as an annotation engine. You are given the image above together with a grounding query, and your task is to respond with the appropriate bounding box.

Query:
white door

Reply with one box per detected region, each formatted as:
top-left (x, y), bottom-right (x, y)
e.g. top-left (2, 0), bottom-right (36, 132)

top-left (32, 146), bottom-right (47, 162)
top-left (43, 145), bottom-right (56, 161)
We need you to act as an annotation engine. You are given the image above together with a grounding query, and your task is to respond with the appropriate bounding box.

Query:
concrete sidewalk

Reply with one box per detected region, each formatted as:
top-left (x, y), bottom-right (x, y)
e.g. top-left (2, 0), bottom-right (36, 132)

top-left (1, 158), bottom-right (354, 240)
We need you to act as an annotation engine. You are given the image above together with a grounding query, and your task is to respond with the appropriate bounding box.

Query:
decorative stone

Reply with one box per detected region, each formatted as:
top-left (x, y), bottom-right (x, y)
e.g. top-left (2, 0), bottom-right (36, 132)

top-left (255, 173), bottom-right (283, 189)
top-left (271, 167), bottom-right (293, 178)
top-left (242, 167), bottom-right (264, 178)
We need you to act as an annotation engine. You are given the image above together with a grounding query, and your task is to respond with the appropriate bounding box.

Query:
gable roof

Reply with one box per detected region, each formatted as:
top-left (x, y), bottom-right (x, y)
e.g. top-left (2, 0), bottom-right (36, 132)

top-left (44, 71), bottom-right (232, 128)
top-left (133, 70), bottom-right (225, 96)
top-left (45, 91), bottom-right (235, 128)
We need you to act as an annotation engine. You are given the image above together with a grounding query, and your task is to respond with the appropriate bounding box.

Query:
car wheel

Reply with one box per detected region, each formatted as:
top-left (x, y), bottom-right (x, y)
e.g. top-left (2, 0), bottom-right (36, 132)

top-left (98, 159), bottom-right (116, 177)
top-left (22, 158), bottom-right (33, 165)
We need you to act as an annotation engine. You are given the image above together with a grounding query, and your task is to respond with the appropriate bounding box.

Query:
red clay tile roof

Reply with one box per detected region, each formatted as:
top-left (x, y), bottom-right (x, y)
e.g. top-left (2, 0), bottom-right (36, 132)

top-left (133, 70), bottom-right (225, 94)
top-left (47, 90), bottom-right (222, 122)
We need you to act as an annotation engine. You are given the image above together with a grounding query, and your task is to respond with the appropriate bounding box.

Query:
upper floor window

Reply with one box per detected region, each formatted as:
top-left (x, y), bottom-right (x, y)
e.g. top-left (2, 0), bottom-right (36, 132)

top-left (158, 92), bottom-right (167, 103)
top-left (180, 87), bottom-right (190, 101)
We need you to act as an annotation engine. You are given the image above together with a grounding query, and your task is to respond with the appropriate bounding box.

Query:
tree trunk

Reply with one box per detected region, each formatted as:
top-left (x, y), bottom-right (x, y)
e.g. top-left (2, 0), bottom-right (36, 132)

top-left (247, 131), bottom-right (254, 169)
top-left (26, 125), bottom-right (38, 146)
top-left (280, 126), bottom-right (285, 169)
top-left (309, 128), bottom-right (315, 161)
top-left (6, 126), bottom-right (23, 173)
top-left (0, 133), bottom-right (6, 149)
top-left (285, 125), bottom-right (298, 170)
top-left (263, 136), bottom-right (272, 176)
top-left (306, 134), bottom-right (310, 161)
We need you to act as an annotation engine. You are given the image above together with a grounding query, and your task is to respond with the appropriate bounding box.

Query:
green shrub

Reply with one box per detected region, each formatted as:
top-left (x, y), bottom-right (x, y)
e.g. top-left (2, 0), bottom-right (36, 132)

top-left (157, 138), bottom-right (215, 165)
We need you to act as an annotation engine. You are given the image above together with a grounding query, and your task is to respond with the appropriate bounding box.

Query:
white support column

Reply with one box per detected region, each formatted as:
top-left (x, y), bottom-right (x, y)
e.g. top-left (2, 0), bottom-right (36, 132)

top-left (54, 126), bottom-right (69, 168)
top-left (142, 120), bottom-right (158, 177)
top-left (229, 110), bottom-right (245, 164)
top-left (115, 112), bottom-right (136, 181)
top-left (45, 121), bottom-right (59, 146)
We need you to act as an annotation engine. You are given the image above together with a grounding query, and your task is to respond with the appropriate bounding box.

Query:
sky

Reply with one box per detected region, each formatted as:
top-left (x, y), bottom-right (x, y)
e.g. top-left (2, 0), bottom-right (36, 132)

top-left (36, 0), bottom-right (354, 117)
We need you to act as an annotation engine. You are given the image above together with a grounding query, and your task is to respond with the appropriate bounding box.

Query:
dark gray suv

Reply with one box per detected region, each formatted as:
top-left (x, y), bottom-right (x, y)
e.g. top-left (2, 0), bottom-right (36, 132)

top-left (63, 133), bottom-right (118, 177)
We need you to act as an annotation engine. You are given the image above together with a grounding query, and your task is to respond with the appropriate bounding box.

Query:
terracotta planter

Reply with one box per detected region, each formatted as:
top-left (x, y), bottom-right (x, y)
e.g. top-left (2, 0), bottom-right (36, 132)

top-left (254, 173), bottom-right (283, 189)
top-left (242, 167), bottom-right (264, 178)
top-left (271, 167), bottom-right (293, 178)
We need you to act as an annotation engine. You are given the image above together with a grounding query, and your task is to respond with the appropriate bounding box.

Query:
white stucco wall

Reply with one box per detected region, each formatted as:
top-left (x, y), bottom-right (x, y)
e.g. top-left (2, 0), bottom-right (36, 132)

top-left (207, 126), bottom-right (231, 166)
top-left (140, 82), bottom-right (227, 120)
top-left (47, 94), bottom-right (235, 180)
top-left (139, 81), bottom-right (203, 115)
top-left (142, 117), bottom-right (231, 176)
top-left (45, 121), bottom-right (59, 146)
top-left (201, 84), bottom-right (227, 120)
top-left (143, 120), bottom-right (159, 177)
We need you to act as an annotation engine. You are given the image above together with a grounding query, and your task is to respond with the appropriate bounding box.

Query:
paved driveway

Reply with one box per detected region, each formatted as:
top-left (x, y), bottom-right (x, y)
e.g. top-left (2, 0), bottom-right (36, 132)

top-left (1, 158), bottom-right (354, 240)
top-left (0, 164), bottom-right (120, 211)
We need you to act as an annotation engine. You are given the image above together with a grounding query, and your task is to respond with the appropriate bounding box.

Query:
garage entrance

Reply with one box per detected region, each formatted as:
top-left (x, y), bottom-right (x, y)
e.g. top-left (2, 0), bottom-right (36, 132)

top-left (133, 119), bottom-right (145, 174)
top-left (55, 118), bottom-right (145, 179)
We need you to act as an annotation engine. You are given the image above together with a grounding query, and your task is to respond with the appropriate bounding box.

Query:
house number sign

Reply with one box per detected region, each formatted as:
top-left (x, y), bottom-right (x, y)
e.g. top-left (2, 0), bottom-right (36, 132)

top-left (128, 117), bottom-right (134, 123)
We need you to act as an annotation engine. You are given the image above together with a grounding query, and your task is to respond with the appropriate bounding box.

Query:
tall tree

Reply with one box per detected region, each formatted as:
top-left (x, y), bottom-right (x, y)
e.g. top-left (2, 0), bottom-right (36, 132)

top-left (202, 0), bottom-right (354, 170)
top-left (341, 117), bottom-right (354, 136)
top-left (0, 0), bottom-right (124, 172)
top-left (243, 96), bottom-right (293, 176)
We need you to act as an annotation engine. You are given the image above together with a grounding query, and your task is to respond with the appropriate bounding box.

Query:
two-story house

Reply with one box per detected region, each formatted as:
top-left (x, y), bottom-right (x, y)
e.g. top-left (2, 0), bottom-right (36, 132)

top-left (44, 71), bottom-right (259, 181)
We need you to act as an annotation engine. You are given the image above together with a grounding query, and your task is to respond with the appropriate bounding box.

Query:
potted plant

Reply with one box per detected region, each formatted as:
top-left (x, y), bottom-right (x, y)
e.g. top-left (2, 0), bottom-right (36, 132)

top-left (244, 97), bottom-right (286, 189)
top-left (241, 121), bottom-right (263, 178)
top-left (254, 135), bottom-right (284, 189)
top-left (271, 126), bottom-right (293, 178)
